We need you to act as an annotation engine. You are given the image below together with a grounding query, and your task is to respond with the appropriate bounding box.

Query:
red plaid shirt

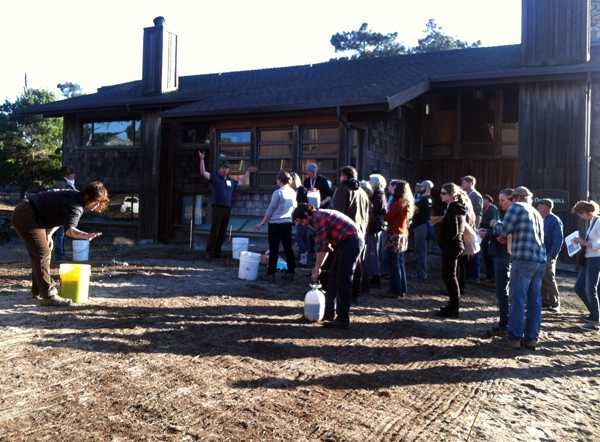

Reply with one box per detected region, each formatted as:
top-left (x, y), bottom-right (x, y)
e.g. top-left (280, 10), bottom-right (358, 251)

top-left (310, 209), bottom-right (359, 253)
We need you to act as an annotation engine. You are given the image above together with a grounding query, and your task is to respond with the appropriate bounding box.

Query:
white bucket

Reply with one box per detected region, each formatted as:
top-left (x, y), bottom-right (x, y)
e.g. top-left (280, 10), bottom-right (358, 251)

top-left (72, 240), bottom-right (90, 261)
top-left (232, 237), bottom-right (249, 260)
top-left (238, 251), bottom-right (261, 280)
top-left (304, 284), bottom-right (326, 322)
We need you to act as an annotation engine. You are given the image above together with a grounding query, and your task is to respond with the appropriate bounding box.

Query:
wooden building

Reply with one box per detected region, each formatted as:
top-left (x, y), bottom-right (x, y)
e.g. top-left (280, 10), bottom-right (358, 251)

top-left (21, 1), bottom-right (600, 244)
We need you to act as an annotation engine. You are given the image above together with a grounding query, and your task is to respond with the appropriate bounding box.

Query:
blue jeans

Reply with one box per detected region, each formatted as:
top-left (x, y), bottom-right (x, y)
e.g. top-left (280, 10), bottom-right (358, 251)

top-left (53, 226), bottom-right (66, 260)
top-left (493, 256), bottom-right (511, 329)
top-left (468, 252), bottom-right (481, 280)
top-left (365, 232), bottom-right (381, 277)
top-left (413, 224), bottom-right (429, 279)
top-left (385, 249), bottom-right (407, 294)
top-left (575, 257), bottom-right (600, 322)
top-left (295, 224), bottom-right (314, 256)
top-left (507, 260), bottom-right (545, 341)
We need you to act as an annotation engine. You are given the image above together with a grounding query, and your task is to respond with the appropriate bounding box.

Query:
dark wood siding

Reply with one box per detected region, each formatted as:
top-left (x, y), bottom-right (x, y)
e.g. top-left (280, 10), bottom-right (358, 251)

top-left (521, 0), bottom-right (590, 66)
top-left (518, 79), bottom-right (591, 234)
top-left (140, 112), bottom-right (162, 239)
top-left (62, 115), bottom-right (143, 193)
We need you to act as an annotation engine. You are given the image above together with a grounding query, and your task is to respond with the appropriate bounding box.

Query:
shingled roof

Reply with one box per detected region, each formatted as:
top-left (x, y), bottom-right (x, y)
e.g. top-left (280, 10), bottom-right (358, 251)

top-left (20, 44), bottom-right (600, 118)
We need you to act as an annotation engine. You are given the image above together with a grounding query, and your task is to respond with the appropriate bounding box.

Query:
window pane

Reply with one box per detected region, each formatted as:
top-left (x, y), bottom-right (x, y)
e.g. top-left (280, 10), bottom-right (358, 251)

top-left (424, 111), bottom-right (456, 146)
top-left (182, 124), bottom-right (209, 144)
top-left (85, 193), bottom-right (140, 221)
top-left (260, 129), bottom-right (293, 143)
top-left (220, 131), bottom-right (251, 144)
top-left (257, 174), bottom-right (278, 186)
top-left (302, 127), bottom-right (339, 144)
top-left (224, 159), bottom-right (248, 175)
top-left (93, 121), bottom-right (134, 146)
top-left (180, 195), bottom-right (206, 225)
top-left (82, 123), bottom-right (93, 146)
top-left (461, 90), bottom-right (496, 144)
top-left (221, 144), bottom-right (251, 158)
top-left (259, 144), bottom-right (292, 158)
top-left (134, 120), bottom-right (142, 145)
top-left (258, 158), bottom-right (292, 172)
top-left (301, 143), bottom-right (338, 156)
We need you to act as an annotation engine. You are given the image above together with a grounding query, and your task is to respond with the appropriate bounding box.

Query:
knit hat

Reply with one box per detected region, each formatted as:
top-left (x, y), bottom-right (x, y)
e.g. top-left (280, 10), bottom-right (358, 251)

top-left (417, 180), bottom-right (434, 190)
top-left (306, 163), bottom-right (318, 174)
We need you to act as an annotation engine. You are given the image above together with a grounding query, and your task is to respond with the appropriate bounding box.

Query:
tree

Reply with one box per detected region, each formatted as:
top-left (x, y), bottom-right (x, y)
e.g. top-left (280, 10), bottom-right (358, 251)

top-left (330, 23), bottom-right (406, 59)
top-left (330, 19), bottom-right (480, 59)
top-left (410, 19), bottom-right (481, 54)
top-left (0, 88), bottom-right (63, 197)
top-left (57, 82), bottom-right (82, 98)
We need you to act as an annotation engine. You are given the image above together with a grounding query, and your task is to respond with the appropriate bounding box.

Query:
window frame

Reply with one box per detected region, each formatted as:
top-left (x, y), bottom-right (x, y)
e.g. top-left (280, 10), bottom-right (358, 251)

top-left (81, 119), bottom-right (142, 148)
top-left (256, 127), bottom-right (295, 188)
top-left (299, 125), bottom-right (340, 184)
top-left (217, 129), bottom-right (253, 181)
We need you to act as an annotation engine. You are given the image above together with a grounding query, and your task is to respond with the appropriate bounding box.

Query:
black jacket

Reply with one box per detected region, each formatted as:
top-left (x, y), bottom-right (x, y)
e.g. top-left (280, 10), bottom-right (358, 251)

top-left (439, 201), bottom-right (467, 251)
top-left (367, 188), bottom-right (387, 234)
top-left (296, 186), bottom-right (308, 205)
top-left (303, 175), bottom-right (333, 207)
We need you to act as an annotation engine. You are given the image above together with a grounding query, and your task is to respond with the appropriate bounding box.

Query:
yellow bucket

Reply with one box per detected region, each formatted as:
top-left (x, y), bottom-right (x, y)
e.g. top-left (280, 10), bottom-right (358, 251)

top-left (59, 263), bottom-right (91, 303)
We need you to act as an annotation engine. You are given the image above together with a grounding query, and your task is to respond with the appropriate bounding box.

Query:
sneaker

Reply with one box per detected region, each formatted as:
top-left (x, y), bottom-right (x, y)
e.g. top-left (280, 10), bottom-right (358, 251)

top-left (436, 306), bottom-right (459, 318)
top-left (486, 326), bottom-right (507, 338)
top-left (522, 339), bottom-right (538, 350)
top-left (547, 305), bottom-right (561, 313)
top-left (39, 294), bottom-right (72, 307)
top-left (579, 321), bottom-right (600, 331)
top-left (321, 319), bottom-right (350, 329)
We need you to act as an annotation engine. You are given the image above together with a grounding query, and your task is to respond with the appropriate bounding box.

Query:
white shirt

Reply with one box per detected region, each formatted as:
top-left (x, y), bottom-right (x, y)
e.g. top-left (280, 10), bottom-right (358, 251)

top-left (585, 216), bottom-right (600, 258)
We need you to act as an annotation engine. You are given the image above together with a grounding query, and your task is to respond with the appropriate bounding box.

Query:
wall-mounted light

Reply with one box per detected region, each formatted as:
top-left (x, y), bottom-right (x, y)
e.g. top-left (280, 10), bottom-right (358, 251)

top-left (425, 103), bottom-right (430, 116)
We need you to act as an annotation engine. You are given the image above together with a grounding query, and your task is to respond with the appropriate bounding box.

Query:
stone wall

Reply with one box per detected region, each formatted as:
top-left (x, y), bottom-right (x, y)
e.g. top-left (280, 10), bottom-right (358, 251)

top-left (593, 0), bottom-right (600, 42)
top-left (365, 109), bottom-right (418, 183)
top-left (231, 190), bottom-right (272, 217)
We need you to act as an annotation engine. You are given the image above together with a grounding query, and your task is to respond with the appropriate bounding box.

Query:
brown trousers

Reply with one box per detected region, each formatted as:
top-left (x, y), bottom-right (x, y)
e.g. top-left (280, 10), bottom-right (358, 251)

top-left (11, 202), bottom-right (55, 298)
top-left (541, 258), bottom-right (560, 308)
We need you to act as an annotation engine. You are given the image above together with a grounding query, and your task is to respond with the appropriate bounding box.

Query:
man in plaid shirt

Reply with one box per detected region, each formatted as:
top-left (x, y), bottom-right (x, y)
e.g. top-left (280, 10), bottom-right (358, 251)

top-left (293, 204), bottom-right (363, 328)
top-left (493, 186), bottom-right (546, 349)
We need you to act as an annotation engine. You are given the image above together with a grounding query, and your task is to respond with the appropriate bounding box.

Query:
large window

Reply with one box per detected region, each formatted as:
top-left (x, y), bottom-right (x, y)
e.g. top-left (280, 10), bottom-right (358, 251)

top-left (301, 127), bottom-right (339, 182)
top-left (83, 193), bottom-right (140, 222)
top-left (461, 89), bottom-right (496, 157)
top-left (423, 92), bottom-right (457, 158)
top-left (180, 194), bottom-right (207, 226)
top-left (257, 129), bottom-right (293, 186)
top-left (219, 131), bottom-right (252, 181)
top-left (501, 88), bottom-right (519, 158)
top-left (82, 120), bottom-right (141, 147)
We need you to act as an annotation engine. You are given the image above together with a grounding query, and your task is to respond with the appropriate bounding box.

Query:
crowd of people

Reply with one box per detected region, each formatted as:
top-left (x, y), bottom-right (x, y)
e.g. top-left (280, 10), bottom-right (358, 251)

top-left (11, 154), bottom-right (600, 349)
top-left (223, 156), bottom-right (599, 346)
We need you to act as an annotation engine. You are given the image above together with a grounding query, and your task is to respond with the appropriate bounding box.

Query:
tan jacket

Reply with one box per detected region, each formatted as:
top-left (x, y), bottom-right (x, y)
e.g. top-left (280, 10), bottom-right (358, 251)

top-left (332, 179), bottom-right (370, 235)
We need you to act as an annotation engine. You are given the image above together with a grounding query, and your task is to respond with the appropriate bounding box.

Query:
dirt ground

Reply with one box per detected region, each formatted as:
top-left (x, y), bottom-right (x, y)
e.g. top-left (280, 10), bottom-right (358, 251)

top-left (0, 240), bottom-right (599, 441)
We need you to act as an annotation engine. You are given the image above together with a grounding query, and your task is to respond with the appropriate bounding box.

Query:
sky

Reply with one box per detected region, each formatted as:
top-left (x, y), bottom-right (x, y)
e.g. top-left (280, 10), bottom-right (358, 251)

top-left (0, 0), bottom-right (521, 101)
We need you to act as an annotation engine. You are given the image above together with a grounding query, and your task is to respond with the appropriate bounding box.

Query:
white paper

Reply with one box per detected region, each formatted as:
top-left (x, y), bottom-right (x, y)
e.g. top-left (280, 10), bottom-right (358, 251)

top-left (565, 231), bottom-right (581, 257)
